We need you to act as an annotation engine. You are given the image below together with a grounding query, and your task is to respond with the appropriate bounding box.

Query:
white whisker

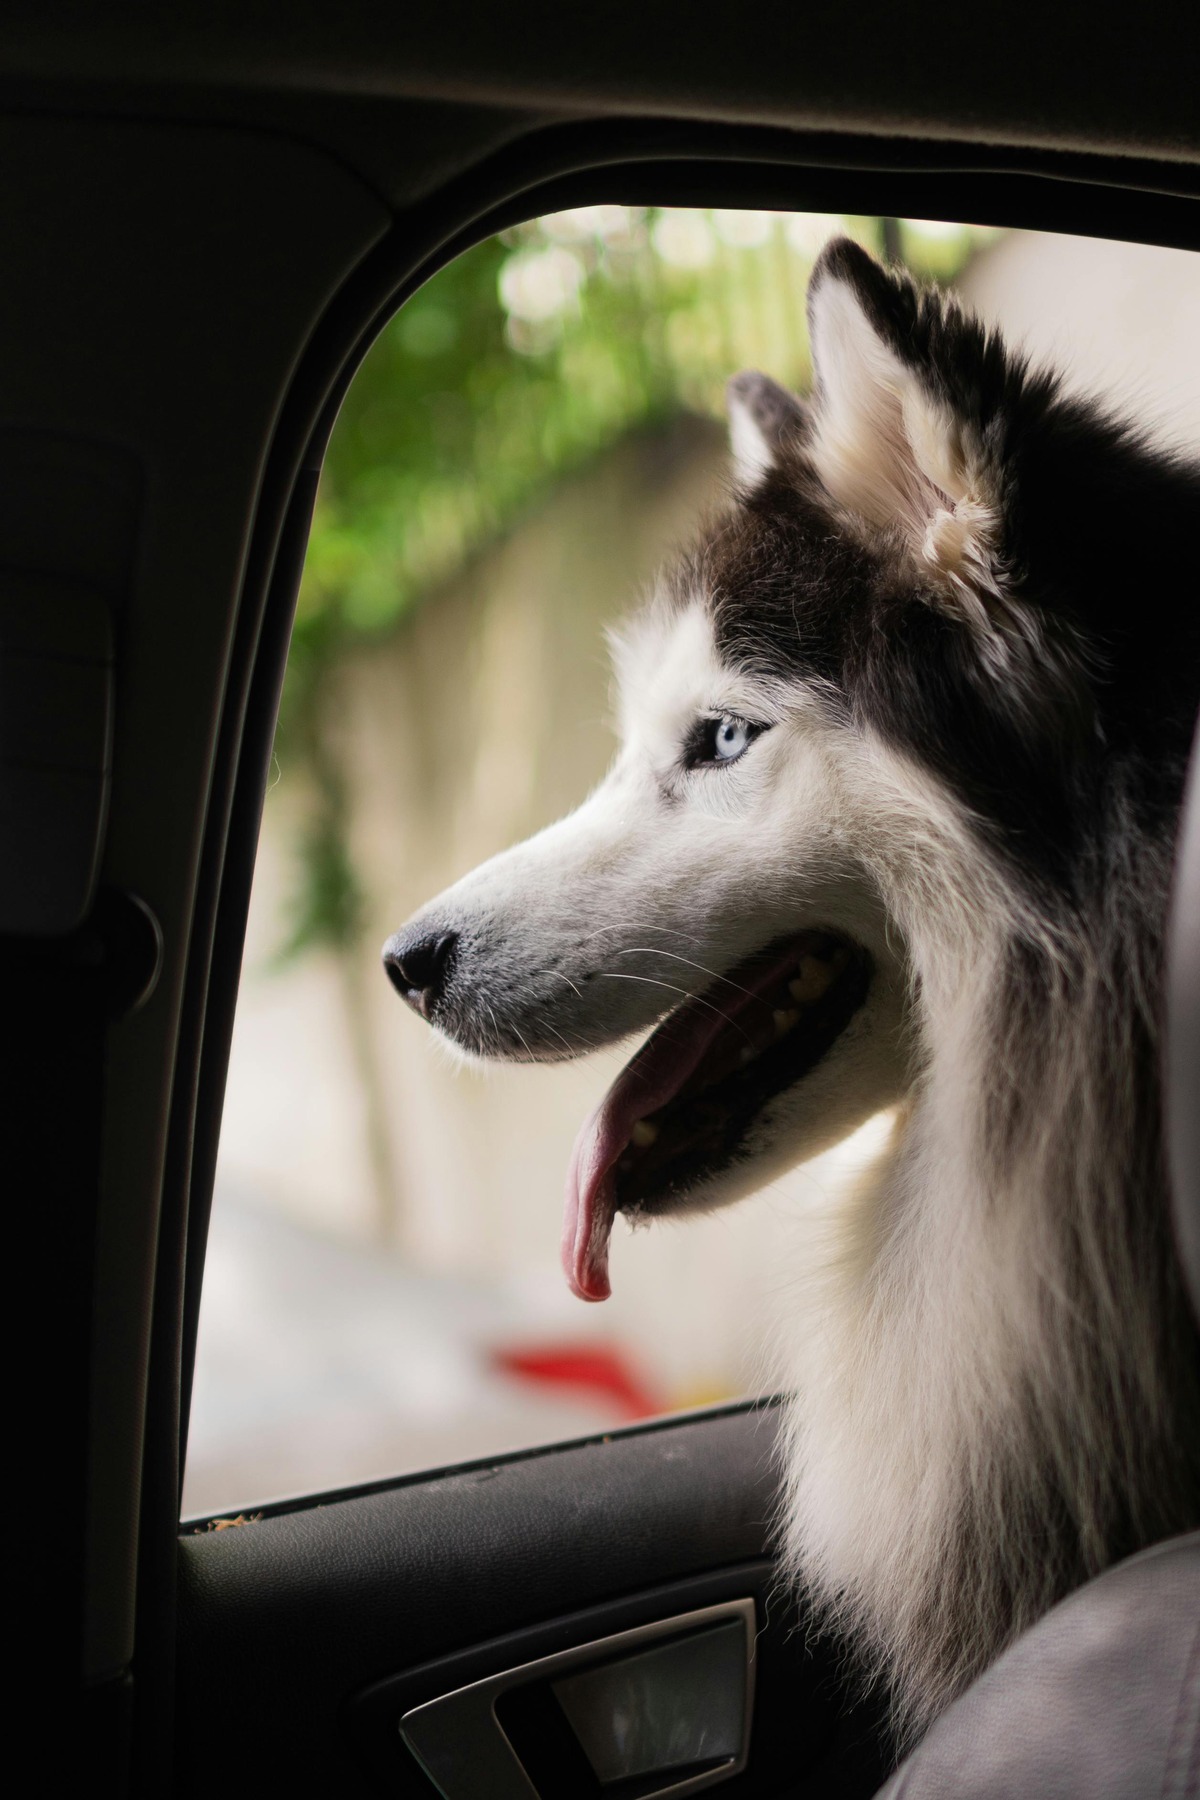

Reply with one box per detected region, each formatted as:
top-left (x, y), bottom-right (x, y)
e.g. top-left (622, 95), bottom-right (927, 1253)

top-left (483, 1002), bottom-right (505, 1053)
top-left (594, 971), bottom-right (755, 1044)
top-left (536, 1017), bottom-right (577, 1057)
top-left (615, 945), bottom-right (769, 1005)
top-left (575, 920), bottom-right (704, 947)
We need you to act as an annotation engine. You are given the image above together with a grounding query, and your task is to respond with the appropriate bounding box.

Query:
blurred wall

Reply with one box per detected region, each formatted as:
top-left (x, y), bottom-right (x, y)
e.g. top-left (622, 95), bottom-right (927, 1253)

top-left (960, 229), bottom-right (1200, 444)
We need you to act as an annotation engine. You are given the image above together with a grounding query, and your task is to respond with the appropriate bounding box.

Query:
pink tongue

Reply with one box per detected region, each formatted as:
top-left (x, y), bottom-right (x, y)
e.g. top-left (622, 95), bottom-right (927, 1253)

top-left (562, 950), bottom-right (793, 1301)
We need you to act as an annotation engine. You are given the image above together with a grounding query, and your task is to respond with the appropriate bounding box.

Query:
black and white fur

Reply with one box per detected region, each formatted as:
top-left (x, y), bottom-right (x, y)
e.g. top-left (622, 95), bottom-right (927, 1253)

top-left (385, 239), bottom-right (1200, 1736)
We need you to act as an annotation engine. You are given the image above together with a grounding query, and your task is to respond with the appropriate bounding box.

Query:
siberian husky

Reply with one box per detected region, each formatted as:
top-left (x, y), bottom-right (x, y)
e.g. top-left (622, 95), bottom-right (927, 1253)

top-left (383, 238), bottom-right (1200, 1735)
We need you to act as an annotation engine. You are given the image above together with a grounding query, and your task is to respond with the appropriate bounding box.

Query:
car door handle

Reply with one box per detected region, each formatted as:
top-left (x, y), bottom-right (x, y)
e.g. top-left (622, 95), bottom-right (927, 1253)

top-left (399, 1598), bottom-right (756, 1800)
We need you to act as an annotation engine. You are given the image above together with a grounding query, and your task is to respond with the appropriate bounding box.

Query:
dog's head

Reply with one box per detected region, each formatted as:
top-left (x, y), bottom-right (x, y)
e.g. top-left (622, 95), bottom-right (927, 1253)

top-left (383, 236), bottom-right (1175, 1300)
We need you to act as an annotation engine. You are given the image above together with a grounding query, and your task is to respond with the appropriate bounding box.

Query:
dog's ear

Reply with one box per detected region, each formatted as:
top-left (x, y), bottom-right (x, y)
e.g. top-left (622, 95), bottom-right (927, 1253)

top-left (805, 238), bottom-right (1006, 602)
top-left (726, 370), bottom-right (807, 486)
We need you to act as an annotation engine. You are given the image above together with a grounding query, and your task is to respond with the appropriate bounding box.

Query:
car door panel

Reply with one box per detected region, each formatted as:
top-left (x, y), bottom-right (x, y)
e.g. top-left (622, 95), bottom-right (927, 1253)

top-left (175, 1405), bottom-right (891, 1797)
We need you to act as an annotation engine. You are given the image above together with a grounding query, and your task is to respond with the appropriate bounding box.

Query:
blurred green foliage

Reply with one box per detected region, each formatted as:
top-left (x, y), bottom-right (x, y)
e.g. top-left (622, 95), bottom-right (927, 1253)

top-left (278, 209), bottom-right (992, 957)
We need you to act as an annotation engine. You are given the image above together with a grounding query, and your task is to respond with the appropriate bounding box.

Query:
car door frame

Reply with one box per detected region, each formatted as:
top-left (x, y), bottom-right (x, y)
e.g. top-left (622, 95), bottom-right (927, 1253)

top-left (116, 119), bottom-right (1200, 1793)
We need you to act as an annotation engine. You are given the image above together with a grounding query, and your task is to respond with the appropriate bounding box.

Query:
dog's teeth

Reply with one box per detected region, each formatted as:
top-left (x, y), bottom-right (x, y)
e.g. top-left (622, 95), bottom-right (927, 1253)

top-left (630, 1118), bottom-right (659, 1148)
top-left (789, 956), bottom-right (834, 1004)
top-left (773, 1007), bottom-right (800, 1037)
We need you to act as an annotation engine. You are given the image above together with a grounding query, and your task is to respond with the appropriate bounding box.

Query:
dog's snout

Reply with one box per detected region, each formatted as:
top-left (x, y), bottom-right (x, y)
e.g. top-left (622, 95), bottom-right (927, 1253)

top-left (383, 928), bottom-right (458, 1019)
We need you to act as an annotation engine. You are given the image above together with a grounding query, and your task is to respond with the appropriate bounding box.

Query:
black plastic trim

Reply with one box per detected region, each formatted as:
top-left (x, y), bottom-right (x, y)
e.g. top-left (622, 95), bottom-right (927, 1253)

top-left (181, 1395), bottom-right (782, 1531)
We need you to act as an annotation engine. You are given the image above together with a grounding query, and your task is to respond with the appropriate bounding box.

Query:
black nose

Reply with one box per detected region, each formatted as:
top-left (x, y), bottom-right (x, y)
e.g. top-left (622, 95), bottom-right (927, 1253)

top-left (383, 928), bottom-right (458, 1019)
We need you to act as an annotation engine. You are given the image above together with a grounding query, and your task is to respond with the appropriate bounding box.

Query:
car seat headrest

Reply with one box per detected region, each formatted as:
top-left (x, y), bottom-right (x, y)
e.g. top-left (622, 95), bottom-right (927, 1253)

top-left (1167, 716), bottom-right (1200, 1328)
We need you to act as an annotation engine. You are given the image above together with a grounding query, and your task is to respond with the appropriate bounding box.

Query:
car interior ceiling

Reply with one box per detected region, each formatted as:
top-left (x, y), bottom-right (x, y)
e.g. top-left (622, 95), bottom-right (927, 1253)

top-left (2, 7), bottom-right (1197, 1795)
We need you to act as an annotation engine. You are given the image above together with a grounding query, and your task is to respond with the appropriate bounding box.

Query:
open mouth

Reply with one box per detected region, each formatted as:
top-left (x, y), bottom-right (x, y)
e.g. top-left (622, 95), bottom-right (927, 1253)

top-left (563, 931), bottom-right (871, 1301)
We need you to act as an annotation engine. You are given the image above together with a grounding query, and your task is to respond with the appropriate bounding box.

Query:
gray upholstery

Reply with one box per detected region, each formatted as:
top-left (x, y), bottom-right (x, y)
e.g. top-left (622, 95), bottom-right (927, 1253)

top-left (877, 1533), bottom-right (1200, 1799)
top-left (1169, 746), bottom-right (1200, 1328)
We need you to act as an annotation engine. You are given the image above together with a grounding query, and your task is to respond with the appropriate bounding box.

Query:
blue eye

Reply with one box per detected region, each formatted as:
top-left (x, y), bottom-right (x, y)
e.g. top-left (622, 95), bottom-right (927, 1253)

top-left (687, 714), bottom-right (765, 768)
top-left (714, 717), bottom-right (750, 760)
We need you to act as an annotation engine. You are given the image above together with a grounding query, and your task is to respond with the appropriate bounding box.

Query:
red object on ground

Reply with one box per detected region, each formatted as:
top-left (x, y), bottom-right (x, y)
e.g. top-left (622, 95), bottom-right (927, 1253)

top-left (490, 1342), bottom-right (662, 1420)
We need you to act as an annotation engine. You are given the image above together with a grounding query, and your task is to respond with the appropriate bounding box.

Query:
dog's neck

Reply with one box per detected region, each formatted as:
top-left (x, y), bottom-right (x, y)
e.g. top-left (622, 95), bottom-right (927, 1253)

top-left (780, 759), bottom-right (1200, 1740)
